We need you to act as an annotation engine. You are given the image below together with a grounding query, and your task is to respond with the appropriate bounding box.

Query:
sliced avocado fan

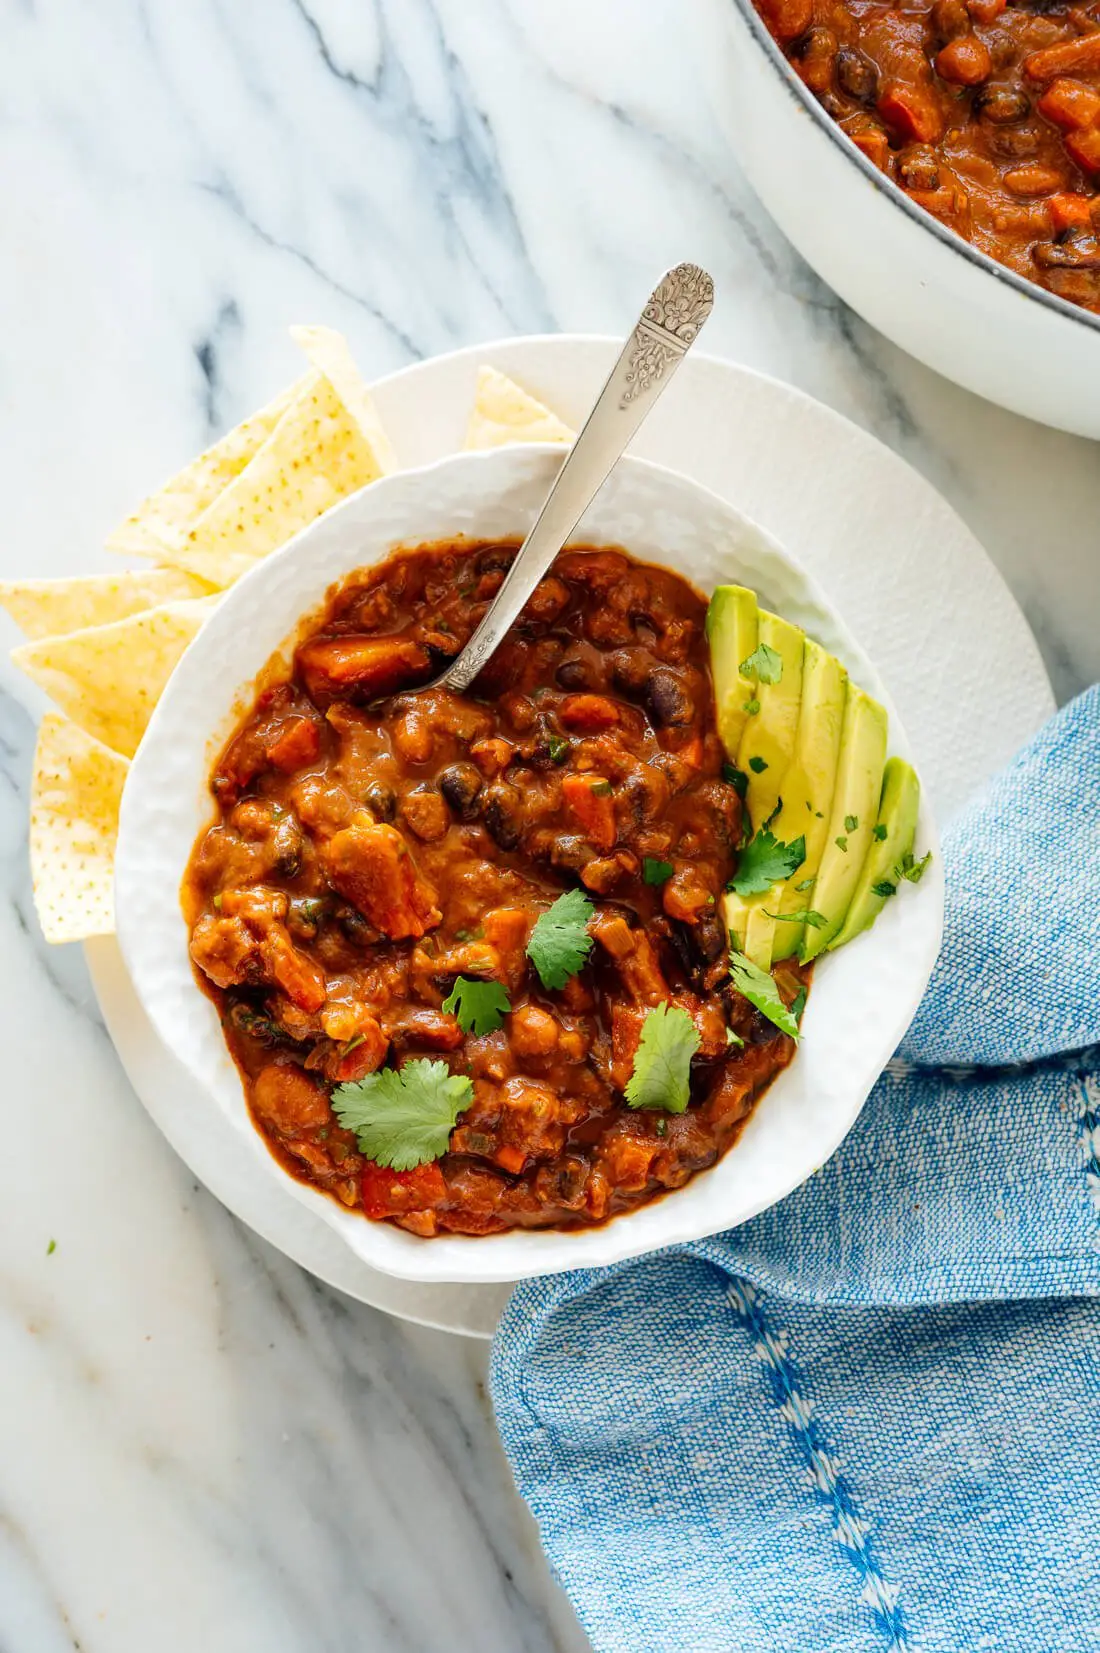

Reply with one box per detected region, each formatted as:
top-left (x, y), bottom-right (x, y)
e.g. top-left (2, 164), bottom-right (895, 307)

top-left (736, 610), bottom-right (805, 829)
top-left (829, 757), bottom-right (920, 950)
top-left (726, 638), bottom-right (848, 969)
top-left (799, 686), bottom-right (888, 962)
top-left (706, 586), bottom-right (759, 764)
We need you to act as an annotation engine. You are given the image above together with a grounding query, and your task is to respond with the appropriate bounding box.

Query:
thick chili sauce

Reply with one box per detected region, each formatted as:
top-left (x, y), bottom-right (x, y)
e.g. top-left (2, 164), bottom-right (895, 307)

top-left (754, 0), bottom-right (1100, 312)
top-left (185, 542), bottom-right (807, 1237)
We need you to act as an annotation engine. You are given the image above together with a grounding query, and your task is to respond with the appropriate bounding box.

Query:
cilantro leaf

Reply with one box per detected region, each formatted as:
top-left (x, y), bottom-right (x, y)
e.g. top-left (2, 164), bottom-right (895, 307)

top-left (728, 828), bottom-right (806, 896)
top-left (748, 755), bottom-right (768, 774)
top-left (722, 762), bottom-right (748, 798)
top-left (898, 849), bottom-right (932, 884)
top-left (332, 1059), bottom-right (473, 1170)
top-left (624, 1003), bottom-right (701, 1113)
top-left (527, 888), bottom-right (594, 989)
top-left (547, 734), bottom-right (570, 764)
top-left (795, 877), bottom-right (815, 892)
top-left (441, 975), bottom-right (511, 1035)
top-left (740, 642), bottom-right (783, 685)
top-left (791, 986), bottom-right (808, 1025)
top-left (643, 857), bottom-right (674, 886)
top-left (726, 1026), bottom-right (745, 1050)
top-left (764, 908), bottom-right (827, 928)
top-left (872, 823), bottom-right (888, 842)
top-left (743, 697), bottom-right (761, 717)
top-left (835, 835), bottom-right (848, 852)
top-left (872, 880), bottom-right (897, 899)
top-left (844, 814), bottom-right (859, 833)
top-left (729, 951), bottom-right (801, 1040)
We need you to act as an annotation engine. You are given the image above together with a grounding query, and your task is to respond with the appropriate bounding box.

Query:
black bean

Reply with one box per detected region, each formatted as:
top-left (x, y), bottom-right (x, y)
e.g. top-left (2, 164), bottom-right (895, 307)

top-left (272, 817), bottom-right (303, 878)
top-left (482, 782), bottom-right (523, 850)
top-left (836, 47), bottom-right (877, 102)
top-left (477, 546), bottom-right (514, 574)
top-left (438, 762), bottom-right (483, 820)
top-left (610, 649), bottom-right (651, 693)
top-left (693, 912), bottom-right (727, 964)
top-left (550, 834), bottom-right (595, 873)
top-left (364, 780), bottom-right (396, 821)
top-left (973, 85), bottom-right (1030, 124)
top-left (898, 148), bottom-right (940, 192)
top-left (646, 669), bottom-right (693, 727)
top-left (555, 657), bottom-right (590, 690)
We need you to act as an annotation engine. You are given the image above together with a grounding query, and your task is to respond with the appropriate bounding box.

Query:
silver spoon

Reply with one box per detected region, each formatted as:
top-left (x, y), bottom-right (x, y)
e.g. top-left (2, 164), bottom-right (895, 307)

top-left (431, 262), bottom-right (715, 694)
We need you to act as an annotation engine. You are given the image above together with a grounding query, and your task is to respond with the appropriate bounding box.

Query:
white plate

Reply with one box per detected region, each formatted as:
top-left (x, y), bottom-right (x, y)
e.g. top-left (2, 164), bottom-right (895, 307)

top-left (115, 446), bottom-right (943, 1286)
top-left (88, 336), bottom-right (1054, 1333)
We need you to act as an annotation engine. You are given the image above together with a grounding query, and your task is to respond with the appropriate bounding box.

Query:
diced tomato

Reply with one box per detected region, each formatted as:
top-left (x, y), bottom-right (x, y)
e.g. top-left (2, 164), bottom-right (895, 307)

top-left (877, 83), bottom-right (943, 146)
top-left (1047, 193), bottom-right (1094, 233)
top-left (494, 1144), bottom-right (528, 1175)
top-left (265, 716), bottom-right (321, 773)
top-left (361, 1160), bottom-right (447, 1219)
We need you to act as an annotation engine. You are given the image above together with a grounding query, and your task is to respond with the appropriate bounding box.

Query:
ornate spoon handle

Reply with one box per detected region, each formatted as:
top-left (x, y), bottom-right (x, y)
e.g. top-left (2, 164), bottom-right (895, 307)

top-left (436, 262), bottom-right (715, 694)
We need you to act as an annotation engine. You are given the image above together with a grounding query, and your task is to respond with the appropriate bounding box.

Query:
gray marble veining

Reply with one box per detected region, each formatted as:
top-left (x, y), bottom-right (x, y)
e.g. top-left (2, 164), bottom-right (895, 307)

top-left (1, 2), bottom-right (1096, 1650)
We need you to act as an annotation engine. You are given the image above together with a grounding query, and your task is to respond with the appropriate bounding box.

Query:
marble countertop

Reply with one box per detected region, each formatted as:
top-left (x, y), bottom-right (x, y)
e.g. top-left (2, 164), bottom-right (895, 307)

top-left (1, 3), bottom-right (1096, 1650)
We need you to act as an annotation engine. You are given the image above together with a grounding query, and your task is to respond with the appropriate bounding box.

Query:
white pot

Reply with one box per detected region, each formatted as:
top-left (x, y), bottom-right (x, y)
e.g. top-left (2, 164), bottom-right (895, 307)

top-left (721, 0), bottom-right (1100, 437)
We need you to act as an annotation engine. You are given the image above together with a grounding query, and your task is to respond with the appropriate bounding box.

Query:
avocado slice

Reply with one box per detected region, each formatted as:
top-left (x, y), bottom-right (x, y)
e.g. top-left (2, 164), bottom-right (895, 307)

top-left (724, 639), bottom-right (848, 969)
top-left (828, 757), bottom-right (920, 951)
top-left (799, 685), bottom-right (887, 962)
top-left (705, 586), bottom-right (758, 764)
top-left (768, 641), bottom-right (850, 963)
top-left (736, 610), bottom-right (805, 829)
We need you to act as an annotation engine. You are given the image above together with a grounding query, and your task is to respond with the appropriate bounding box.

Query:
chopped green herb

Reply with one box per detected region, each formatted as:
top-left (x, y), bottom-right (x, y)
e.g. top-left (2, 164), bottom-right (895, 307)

top-left (791, 986), bottom-right (808, 1025)
top-left (898, 849), bottom-right (933, 884)
top-left (590, 780), bottom-right (613, 797)
top-left (815, 811), bottom-right (824, 819)
top-left (435, 620), bottom-right (453, 635)
top-left (795, 877), bottom-right (815, 892)
top-left (728, 828), bottom-right (806, 897)
top-left (872, 880), bottom-right (898, 899)
top-left (46, 1238), bottom-right (56, 1256)
top-left (642, 857), bottom-right (675, 886)
top-left (743, 698), bottom-right (761, 717)
top-left (655, 1117), bottom-right (668, 1137)
top-left (212, 892), bottom-right (224, 912)
top-left (873, 823), bottom-right (888, 842)
top-left (547, 734), bottom-right (570, 764)
top-left (527, 888), bottom-right (594, 990)
top-left (624, 1003), bottom-right (701, 1114)
top-left (764, 908), bottom-right (828, 929)
top-left (332, 1059), bottom-right (473, 1170)
top-left (729, 951), bottom-right (801, 1040)
top-left (844, 814), bottom-right (859, 833)
top-left (835, 835), bottom-right (848, 852)
top-left (748, 755), bottom-right (768, 774)
top-left (725, 1026), bottom-right (745, 1049)
top-left (722, 763), bottom-right (749, 798)
top-left (740, 642), bottom-right (783, 685)
top-left (442, 975), bottom-right (511, 1035)
top-left (341, 1032), bottom-right (366, 1055)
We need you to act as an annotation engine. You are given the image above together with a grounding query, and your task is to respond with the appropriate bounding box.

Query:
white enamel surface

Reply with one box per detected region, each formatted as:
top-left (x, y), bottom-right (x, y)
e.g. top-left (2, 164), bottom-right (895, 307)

top-left (721, 1), bottom-right (1100, 438)
top-left (116, 445), bottom-right (943, 1285)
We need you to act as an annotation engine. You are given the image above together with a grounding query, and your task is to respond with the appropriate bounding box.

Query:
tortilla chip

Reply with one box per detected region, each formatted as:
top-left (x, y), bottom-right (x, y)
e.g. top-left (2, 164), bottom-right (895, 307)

top-left (11, 595), bottom-right (218, 758)
top-left (0, 568), bottom-right (210, 641)
top-left (464, 366), bottom-right (574, 450)
top-left (106, 377), bottom-right (308, 558)
top-left (147, 372), bottom-right (396, 588)
top-left (30, 713), bottom-right (129, 942)
top-left (290, 325), bottom-right (399, 472)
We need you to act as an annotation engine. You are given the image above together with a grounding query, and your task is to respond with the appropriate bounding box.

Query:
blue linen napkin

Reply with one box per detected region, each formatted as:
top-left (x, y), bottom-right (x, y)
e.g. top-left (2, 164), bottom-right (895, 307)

top-left (491, 685), bottom-right (1100, 1653)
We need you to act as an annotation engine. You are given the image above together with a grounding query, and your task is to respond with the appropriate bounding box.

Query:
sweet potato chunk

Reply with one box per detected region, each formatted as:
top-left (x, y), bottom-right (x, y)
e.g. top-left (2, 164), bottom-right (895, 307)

top-left (253, 1064), bottom-right (332, 1135)
top-left (297, 636), bottom-right (430, 704)
top-left (323, 820), bottom-right (441, 939)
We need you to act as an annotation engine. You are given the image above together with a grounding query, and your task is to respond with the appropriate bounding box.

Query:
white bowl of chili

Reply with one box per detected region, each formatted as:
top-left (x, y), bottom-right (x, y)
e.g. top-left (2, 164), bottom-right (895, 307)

top-left (116, 445), bottom-right (943, 1284)
top-left (720, 0), bottom-right (1100, 436)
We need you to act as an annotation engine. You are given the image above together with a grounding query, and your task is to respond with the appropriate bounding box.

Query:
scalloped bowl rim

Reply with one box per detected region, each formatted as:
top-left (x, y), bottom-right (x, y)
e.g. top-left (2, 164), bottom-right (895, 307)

top-left (115, 445), bottom-right (943, 1285)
